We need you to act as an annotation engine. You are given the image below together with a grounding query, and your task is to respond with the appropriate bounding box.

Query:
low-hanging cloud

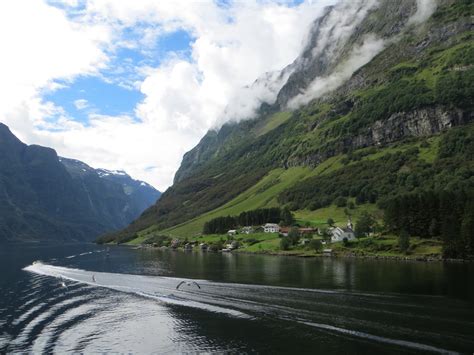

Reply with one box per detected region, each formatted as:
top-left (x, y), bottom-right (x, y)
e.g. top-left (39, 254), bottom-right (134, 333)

top-left (409, 0), bottom-right (438, 25)
top-left (284, 0), bottom-right (437, 110)
top-left (287, 34), bottom-right (386, 109)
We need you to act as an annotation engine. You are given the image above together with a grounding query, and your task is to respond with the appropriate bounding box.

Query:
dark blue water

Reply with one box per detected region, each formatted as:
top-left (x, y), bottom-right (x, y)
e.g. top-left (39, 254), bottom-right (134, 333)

top-left (1, 243), bottom-right (473, 353)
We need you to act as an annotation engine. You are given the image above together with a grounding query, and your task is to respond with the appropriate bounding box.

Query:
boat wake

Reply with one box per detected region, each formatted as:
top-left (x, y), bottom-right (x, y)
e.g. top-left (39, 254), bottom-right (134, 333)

top-left (22, 263), bottom-right (468, 354)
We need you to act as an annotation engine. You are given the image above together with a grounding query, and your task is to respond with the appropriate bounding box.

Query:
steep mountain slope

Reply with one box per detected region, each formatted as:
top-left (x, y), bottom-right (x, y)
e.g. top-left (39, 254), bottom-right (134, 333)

top-left (60, 158), bottom-right (161, 228)
top-left (103, 0), bottom-right (473, 245)
top-left (0, 124), bottom-right (160, 242)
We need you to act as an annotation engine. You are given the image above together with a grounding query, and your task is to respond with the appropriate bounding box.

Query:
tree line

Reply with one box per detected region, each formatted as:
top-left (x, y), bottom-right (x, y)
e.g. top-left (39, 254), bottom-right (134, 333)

top-left (381, 189), bottom-right (474, 259)
top-left (203, 207), bottom-right (294, 234)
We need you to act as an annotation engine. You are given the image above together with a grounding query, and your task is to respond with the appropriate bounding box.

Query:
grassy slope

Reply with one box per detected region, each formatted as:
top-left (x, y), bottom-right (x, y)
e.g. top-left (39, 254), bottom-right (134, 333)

top-left (161, 166), bottom-right (317, 238)
top-left (254, 112), bottom-right (292, 137)
top-left (294, 203), bottom-right (381, 228)
top-left (129, 133), bottom-right (444, 243)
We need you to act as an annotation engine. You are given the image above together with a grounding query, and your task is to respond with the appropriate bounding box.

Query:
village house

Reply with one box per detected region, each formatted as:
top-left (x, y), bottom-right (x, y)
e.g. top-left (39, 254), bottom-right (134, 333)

top-left (264, 223), bottom-right (280, 233)
top-left (241, 226), bottom-right (254, 234)
top-left (329, 220), bottom-right (355, 243)
top-left (299, 227), bottom-right (318, 235)
top-left (227, 229), bottom-right (237, 236)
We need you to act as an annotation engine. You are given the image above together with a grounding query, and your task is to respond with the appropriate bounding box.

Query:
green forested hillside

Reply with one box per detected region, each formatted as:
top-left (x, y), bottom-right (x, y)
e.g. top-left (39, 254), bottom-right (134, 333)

top-left (100, 0), bottom-right (473, 257)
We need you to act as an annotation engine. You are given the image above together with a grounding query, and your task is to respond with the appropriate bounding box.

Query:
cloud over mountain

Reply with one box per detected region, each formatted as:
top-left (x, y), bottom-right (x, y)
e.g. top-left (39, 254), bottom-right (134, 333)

top-left (0, 0), bottom-right (334, 190)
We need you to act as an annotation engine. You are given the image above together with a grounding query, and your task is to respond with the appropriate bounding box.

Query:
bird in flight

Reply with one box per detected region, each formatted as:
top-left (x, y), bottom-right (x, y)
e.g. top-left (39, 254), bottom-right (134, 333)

top-left (59, 277), bottom-right (68, 292)
top-left (176, 281), bottom-right (201, 290)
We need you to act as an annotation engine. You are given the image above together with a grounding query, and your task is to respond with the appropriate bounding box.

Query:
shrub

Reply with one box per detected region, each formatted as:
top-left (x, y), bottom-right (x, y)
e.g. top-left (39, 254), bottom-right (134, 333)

top-left (280, 237), bottom-right (291, 250)
top-left (309, 239), bottom-right (322, 252)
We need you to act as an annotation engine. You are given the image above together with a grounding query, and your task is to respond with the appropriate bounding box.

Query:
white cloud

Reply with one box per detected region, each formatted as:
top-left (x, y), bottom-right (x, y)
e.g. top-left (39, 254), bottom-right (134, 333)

top-left (74, 99), bottom-right (89, 110)
top-left (409, 0), bottom-right (438, 25)
top-left (288, 34), bottom-right (386, 109)
top-left (1, 0), bottom-right (334, 191)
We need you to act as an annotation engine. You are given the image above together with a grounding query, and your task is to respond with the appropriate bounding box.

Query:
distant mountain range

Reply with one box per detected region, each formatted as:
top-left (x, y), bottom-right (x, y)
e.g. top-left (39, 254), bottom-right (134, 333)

top-left (103, 0), bottom-right (473, 249)
top-left (0, 123), bottom-right (160, 242)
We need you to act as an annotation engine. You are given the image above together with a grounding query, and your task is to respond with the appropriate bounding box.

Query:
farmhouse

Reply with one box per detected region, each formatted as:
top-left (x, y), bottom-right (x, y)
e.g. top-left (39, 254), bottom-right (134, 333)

top-left (330, 221), bottom-right (355, 243)
top-left (264, 223), bottom-right (280, 233)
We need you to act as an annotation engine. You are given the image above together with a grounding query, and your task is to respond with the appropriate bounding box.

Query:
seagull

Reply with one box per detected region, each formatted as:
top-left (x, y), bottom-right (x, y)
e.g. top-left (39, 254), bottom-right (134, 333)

top-left (59, 277), bottom-right (68, 292)
top-left (176, 281), bottom-right (201, 290)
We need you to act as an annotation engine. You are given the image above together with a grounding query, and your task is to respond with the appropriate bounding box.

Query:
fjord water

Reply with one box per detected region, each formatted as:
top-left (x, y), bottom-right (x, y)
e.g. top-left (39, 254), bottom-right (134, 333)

top-left (1, 244), bottom-right (473, 353)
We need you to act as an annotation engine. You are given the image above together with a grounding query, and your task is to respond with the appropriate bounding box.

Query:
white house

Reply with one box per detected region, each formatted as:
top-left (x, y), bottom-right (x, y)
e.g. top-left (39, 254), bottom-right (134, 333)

top-left (264, 223), bottom-right (280, 233)
top-left (241, 226), bottom-right (254, 234)
top-left (330, 220), bottom-right (356, 243)
top-left (227, 229), bottom-right (237, 236)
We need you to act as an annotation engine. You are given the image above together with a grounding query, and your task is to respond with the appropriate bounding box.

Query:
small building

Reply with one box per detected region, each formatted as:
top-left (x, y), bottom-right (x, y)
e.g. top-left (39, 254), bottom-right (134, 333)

top-left (329, 220), bottom-right (356, 243)
top-left (299, 227), bottom-right (317, 235)
top-left (171, 239), bottom-right (180, 249)
top-left (279, 227), bottom-right (290, 236)
top-left (241, 226), bottom-right (254, 234)
top-left (264, 223), bottom-right (280, 233)
top-left (200, 243), bottom-right (208, 251)
top-left (184, 243), bottom-right (193, 251)
top-left (228, 229), bottom-right (237, 236)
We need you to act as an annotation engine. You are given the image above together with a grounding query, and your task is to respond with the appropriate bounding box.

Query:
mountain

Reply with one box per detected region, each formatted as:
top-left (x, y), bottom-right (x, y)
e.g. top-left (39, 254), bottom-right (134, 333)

top-left (102, 0), bottom-right (473, 255)
top-left (59, 158), bottom-right (161, 228)
top-left (0, 123), bottom-right (160, 242)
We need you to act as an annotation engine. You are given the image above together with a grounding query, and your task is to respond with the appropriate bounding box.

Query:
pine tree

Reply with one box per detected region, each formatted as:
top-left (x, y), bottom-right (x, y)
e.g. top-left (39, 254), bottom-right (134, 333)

top-left (280, 207), bottom-right (294, 226)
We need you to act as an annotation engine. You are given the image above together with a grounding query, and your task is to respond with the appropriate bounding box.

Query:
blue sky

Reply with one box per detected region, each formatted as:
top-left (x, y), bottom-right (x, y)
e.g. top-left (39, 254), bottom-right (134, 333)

top-left (44, 28), bottom-right (194, 124)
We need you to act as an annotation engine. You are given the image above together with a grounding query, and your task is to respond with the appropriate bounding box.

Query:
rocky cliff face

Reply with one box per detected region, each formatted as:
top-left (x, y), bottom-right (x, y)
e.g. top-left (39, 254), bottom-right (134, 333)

top-left (285, 106), bottom-right (473, 168)
top-left (0, 123), bottom-right (160, 242)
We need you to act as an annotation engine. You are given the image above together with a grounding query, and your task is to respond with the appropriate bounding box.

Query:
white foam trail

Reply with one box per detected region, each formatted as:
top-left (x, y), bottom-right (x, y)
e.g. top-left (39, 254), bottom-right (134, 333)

top-left (23, 263), bottom-right (249, 319)
top-left (66, 250), bottom-right (100, 259)
top-left (19, 263), bottom-right (468, 353)
top-left (297, 320), bottom-right (458, 354)
top-left (78, 252), bottom-right (93, 256)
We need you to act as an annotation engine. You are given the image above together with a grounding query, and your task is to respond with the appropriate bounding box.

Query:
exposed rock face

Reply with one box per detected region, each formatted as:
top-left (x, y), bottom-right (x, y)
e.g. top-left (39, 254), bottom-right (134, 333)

top-left (366, 107), bottom-right (472, 146)
top-left (285, 107), bottom-right (473, 168)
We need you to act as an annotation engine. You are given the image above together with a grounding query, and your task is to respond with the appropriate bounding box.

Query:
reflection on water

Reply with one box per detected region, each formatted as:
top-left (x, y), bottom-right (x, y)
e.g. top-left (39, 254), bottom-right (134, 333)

top-left (0, 244), bottom-right (473, 353)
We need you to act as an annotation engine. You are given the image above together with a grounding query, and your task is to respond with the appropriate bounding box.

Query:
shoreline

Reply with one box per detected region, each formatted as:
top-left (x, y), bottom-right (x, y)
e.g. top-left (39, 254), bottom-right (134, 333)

top-left (124, 244), bottom-right (472, 263)
top-left (234, 250), bottom-right (468, 263)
